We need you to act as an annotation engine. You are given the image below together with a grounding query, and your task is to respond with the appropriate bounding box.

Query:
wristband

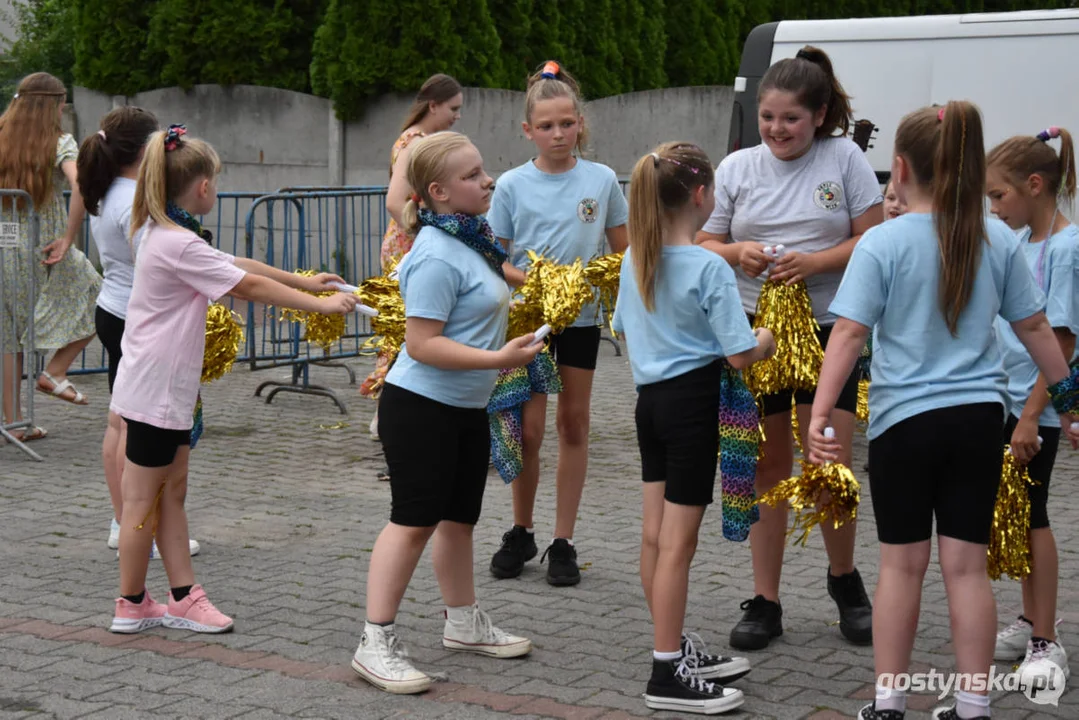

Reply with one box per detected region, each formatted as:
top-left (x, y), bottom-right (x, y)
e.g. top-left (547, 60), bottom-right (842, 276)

top-left (1047, 364), bottom-right (1079, 415)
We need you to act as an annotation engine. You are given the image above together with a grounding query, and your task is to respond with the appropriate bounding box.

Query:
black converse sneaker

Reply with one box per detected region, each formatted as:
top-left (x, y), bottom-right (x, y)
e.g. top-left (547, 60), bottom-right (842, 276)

top-left (858, 703), bottom-right (905, 719)
top-left (827, 566), bottom-right (873, 645)
top-left (681, 632), bottom-right (751, 682)
top-left (729, 595), bottom-right (783, 650)
top-left (490, 526), bottom-right (538, 579)
top-left (540, 538), bottom-right (580, 586)
top-left (931, 707), bottom-right (989, 720)
top-left (644, 657), bottom-right (744, 714)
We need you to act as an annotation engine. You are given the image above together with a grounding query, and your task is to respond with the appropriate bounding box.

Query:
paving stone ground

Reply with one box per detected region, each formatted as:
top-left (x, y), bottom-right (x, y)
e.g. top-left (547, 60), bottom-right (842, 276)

top-left (2, 343), bottom-right (1077, 719)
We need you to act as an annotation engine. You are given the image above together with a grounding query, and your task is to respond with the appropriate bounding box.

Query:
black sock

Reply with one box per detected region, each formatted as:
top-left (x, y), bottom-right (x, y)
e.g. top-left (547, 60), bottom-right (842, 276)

top-left (1032, 635), bottom-right (1053, 645)
top-left (171, 585), bottom-right (193, 602)
top-left (371, 619), bottom-right (394, 627)
top-left (1019, 614), bottom-right (1034, 626)
top-left (122, 591), bottom-right (145, 605)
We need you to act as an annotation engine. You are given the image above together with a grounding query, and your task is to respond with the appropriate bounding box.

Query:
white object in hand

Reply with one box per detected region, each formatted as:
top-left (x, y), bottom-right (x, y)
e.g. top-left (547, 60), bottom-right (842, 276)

top-left (355, 304), bottom-right (379, 318)
top-left (824, 427), bottom-right (836, 440)
top-left (531, 324), bottom-right (552, 346)
top-left (1037, 435), bottom-right (1044, 446)
top-left (330, 281), bottom-right (360, 293)
top-left (1072, 422), bottom-right (1079, 432)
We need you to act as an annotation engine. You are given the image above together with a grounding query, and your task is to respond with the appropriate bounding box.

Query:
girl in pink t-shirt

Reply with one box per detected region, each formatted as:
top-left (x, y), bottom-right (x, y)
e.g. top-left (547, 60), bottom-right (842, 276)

top-left (108, 126), bottom-right (357, 634)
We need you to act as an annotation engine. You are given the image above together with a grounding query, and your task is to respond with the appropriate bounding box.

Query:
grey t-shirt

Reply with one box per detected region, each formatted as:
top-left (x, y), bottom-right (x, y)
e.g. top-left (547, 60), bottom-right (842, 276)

top-left (702, 136), bottom-right (883, 324)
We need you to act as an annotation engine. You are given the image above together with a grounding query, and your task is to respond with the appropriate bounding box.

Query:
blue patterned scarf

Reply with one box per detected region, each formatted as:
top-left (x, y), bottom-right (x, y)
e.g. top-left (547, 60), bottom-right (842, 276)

top-left (418, 209), bottom-right (506, 277)
top-left (166, 202), bottom-right (213, 244)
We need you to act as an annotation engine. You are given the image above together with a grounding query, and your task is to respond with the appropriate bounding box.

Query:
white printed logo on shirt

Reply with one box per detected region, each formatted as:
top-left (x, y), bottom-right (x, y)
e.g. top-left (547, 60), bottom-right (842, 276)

top-left (813, 181), bottom-right (843, 211)
top-left (577, 198), bottom-right (599, 223)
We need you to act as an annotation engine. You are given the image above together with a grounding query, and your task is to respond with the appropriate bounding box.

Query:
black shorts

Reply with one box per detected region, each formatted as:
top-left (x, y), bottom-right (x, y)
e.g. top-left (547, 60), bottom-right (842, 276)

top-left (1003, 415), bottom-right (1060, 530)
top-left (380, 383), bottom-right (489, 527)
top-left (95, 306), bottom-right (125, 393)
top-left (548, 326), bottom-right (601, 371)
top-left (747, 316), bottom-right (859, 417)
top-left (635, 360), bottom-right (723, 507)
top-left (124, 419), bottom-right (191, 468)
top-left (868, 403), bottom-right (1004, 544)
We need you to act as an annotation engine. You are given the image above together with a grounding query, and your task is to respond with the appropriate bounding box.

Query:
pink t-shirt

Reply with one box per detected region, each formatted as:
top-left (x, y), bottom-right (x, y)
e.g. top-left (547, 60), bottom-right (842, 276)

top-left (111, 222), bottom-right (246, 430)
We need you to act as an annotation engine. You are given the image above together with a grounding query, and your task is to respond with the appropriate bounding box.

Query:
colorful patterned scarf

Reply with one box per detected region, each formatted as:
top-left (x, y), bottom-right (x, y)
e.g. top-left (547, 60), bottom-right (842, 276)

top-left (418, 209), bottom-right (506, 278)
top-left (166, 201), bottom-right (210, 446)
top-left (488, 349), bottom-right (562, 483)
top-left (719, 363), bottom-right (762, 542)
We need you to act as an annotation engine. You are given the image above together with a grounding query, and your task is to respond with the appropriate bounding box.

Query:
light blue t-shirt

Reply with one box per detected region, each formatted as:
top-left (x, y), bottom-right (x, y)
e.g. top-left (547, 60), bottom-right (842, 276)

top-left (385, 226), bottom-right (510, 409)
top-left (488, 158), bottom-right (629, 328)
top-left (830, 213), bottom-right (1046, 440)
top-left (611, 245), bottom-right (758, 386)
top-left (995, 224), bottom-right (1079, 427)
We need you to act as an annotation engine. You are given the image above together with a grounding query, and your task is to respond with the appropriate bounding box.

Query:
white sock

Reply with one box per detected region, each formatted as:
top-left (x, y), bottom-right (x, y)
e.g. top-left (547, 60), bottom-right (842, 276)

top-left (523, 527), bottom-right (533, 534)
top-left (445, 604), bottom-right (475, 624)
top-left (653, 649), bottom-right (681, 661)
top-left (875, 683), bottom-right (906, 712)
top-left (955, 690), bottom-right (990, 719)
top-left (554, 537), bottom-right (574, 546)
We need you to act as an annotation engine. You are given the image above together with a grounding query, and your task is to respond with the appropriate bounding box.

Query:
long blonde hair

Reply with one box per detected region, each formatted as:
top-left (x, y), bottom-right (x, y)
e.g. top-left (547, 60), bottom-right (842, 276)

top-left (628, 142), bottom-right (714, 312)
top-left (132, 128), bottom-right (221, 237)
top-left (400, 131), bottom-right (473, 234)
top-left (988, 127), bottom-right (1077, 212)
top-left (525, 61), bottom-right (588, 154)
top-left (0, 72), bottom-right (67, 209)
top-left (894, 101), bottom-right (987, 336)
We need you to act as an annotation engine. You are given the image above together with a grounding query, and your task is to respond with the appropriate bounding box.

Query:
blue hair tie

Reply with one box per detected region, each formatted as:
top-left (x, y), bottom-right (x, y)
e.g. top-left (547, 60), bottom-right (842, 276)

top-left (540, 61), bottom-right (560, 80)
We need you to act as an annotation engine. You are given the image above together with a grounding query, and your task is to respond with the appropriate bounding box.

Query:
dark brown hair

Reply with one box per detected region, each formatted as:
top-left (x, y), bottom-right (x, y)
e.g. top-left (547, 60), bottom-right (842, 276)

top-left (759, 46), bottom-right (853, 139)
top-left (0, 72), bottom-right (67, 209)
top-left (895, 101), bottom-right (987, 336)
top-left (628, 142), bottom-right (715, 312)
top-left (77, 106), bottom-right (159, 216)
top-left (525, 61), bottom-right (588, 154)
top-left (988, 128), bottom-right (1076, 210)
top-left (400, 74), bottom-right (462, 133)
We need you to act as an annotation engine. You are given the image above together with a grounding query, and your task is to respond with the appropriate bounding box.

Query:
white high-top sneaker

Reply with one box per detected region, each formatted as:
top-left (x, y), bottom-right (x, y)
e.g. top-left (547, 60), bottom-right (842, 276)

top-left (351, 622), bottom-right (431, 694)
top-left (442, 604), bottom-right (531, 658)
top-left (1018, 638), bottom-right (1070, 692)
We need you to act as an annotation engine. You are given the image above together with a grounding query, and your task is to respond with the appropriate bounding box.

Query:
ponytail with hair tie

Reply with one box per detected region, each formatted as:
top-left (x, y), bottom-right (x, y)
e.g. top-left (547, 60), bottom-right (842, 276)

top-left (1038, 127), bottom-right (1062, 142)
top-left (540, 61), bottom-right (560, 79)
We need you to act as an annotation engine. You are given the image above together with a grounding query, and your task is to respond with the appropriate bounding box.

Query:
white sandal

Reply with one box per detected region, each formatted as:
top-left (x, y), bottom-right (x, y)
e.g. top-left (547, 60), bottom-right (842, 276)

top-left (36, 371), bottom-right (89, 406)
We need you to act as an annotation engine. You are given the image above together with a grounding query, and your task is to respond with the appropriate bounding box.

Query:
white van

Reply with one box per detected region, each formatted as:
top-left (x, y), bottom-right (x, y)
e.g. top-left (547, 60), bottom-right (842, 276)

top-left (729, 9), bottom-right (1079, 182)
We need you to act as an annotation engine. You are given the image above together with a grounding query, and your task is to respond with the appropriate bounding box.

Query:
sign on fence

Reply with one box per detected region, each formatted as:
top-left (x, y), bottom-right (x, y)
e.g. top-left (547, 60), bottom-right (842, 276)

top-left (0, 221), bottom-right (18, 248)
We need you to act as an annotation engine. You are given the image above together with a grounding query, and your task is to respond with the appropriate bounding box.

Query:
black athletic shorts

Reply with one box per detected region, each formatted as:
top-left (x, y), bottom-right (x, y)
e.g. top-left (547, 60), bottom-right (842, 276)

top-left (548, 326), bottom-right (601, 371)
top-left (1003, 414), bottom-right (1060, 530)
top-left (95, 306), bottom-right (125, 394)
top-left (124, 419), bottom-right (190, 468)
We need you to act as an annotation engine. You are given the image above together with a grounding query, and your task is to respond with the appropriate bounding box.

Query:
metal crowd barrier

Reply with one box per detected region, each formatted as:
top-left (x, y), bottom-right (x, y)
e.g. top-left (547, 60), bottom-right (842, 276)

top-left (0, 190), bottom-right (43, 461)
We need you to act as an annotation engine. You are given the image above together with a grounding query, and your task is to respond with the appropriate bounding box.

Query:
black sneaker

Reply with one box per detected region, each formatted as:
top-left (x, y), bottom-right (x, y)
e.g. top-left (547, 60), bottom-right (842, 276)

top-left (859, 704), bottom-right (905, 720)
top-left (540, 538), bottom-right (580, 586)
top-left (827, 566), bottom-right (873, 645)
top-left (729, 595), bottom-right (783, 650)
top-left (644, 657), bottom-right (744, 714)
top-left (490, 526), bottom-right (537, 579)
top-left (681, 632), bottom-right (751, 682)
top-left (932, 707), bottom-right (988, 720)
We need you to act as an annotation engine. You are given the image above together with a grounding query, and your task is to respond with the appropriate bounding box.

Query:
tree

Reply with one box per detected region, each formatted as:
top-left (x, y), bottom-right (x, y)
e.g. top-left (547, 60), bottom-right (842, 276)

top-left (450, 0), bottom-right (506, 90)
top-left (143, 0), bottom-right (323, 92)
top-left (558, 0), bottom-right (624, 97)
top-left (1, 0), bottom-right (78, 100)
top-left (664, 0), bottom-right (728, 86)
top-left (490, 0), bottom-right (533, 89)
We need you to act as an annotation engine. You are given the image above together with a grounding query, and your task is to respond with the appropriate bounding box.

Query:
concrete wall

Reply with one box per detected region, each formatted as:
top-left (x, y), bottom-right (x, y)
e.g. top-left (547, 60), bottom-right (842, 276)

top-left (0, 0), bottom-right (16, 48)
top-left (72, 83), bottom-right (734, 190)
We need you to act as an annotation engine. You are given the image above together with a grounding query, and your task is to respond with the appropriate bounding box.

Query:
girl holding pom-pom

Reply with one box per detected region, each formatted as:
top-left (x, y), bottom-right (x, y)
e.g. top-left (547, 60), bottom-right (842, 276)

top-left (986, 126), bottom-right (1079, 687)
top-left (696, 46), bottom-right (883, 651)
top-left (808, 102), bottom-right (1079, 720)
top-left (109, 126), bottom-right (355, 636)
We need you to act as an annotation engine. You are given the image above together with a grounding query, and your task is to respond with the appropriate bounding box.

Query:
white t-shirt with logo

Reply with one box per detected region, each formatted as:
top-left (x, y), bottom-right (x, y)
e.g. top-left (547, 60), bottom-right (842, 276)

top-left (702, 136), bottom-right (883, 324)
top-left (488, 158), bottom-right (629, 328)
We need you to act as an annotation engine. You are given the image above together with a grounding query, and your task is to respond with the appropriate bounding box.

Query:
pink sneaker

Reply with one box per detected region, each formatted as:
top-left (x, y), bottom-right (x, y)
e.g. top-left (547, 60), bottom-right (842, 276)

top-left (110, 590), bottom-right (168, 634)
top-left (162, 585), bottom-right (234, 634)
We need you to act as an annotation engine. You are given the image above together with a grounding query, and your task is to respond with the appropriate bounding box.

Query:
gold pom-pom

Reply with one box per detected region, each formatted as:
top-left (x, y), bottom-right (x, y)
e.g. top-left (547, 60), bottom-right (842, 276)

top-left (758, 458), bottom-right (861, 547)
top-left (987, 448), bottom-right (1036, 581)
top-left (202, 303), bottom-right (245, 383)
top-left (745, 279), bottom-right (824, 396)
top-left (584, 252), bottom-right (623, 335)
top-left (358, 268), bottom-right (406, 359)
top-left (507, 251), bottom-right (593, 339)
top-left (278, 269), bottom-right (348, 351)
top-left (856, 379), bottom-right (870, 425)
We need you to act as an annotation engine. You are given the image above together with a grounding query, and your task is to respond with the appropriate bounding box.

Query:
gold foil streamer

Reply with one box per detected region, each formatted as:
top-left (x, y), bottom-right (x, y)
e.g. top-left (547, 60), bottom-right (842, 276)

top-left (758, 458), bottom-right (861, 547)
top-left (507, 250), bottom-right (594, 339)
top-left (856, 379), bottom-right (870, 425)
top-left (987, 448), bottom-right (1036, 581)
top-left (202, 303), bottom-right (245, 383)
top-left (277, 270), bottom-right (349, 351)
top-left (357, 266), bottom-right (406, 360)
top-left (584, 252), bottom-right (623, 335)
top-left (745, 279), bottom-right (824, 396)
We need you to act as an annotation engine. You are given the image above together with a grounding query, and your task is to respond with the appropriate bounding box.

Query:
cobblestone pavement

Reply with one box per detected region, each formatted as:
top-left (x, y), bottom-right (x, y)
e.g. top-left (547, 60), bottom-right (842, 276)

top-left (2, 344), bottom-right (1077, 719)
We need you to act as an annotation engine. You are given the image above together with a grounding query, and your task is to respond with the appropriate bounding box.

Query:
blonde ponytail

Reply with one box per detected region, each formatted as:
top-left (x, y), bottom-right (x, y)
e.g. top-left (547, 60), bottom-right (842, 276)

top-left (131, 127), bottom-right (222, 238)
top-left (628, 143), bottom-right (715, 313)
top-left (401, 196), bottom-right (421, 235)
top-left (132, 130), bottom-right (170, 236)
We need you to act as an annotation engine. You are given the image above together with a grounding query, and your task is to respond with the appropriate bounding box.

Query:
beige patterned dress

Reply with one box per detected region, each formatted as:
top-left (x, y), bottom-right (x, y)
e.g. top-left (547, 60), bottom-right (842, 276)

top-left (0, 134), bottom-right (101, 353)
